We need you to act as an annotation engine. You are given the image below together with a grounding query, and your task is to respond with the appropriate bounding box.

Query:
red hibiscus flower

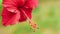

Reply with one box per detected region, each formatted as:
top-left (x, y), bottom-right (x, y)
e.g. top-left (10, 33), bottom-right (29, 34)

top-left (2, 0), bottom-right (38, 30)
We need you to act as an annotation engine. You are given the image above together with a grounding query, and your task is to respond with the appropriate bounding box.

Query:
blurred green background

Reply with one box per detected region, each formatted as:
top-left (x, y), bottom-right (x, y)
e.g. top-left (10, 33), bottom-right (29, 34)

top-left (0, 0), bottom-right (60, 34)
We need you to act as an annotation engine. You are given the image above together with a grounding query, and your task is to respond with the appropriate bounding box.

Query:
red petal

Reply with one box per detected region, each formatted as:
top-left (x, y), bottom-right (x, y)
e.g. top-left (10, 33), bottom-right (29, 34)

top-left (19, 8), bottom-right (32, 22)
top-left (24, 0), bottom-right (38, 9)
top-left (2, 8), bottom-right (20, 26)
top-left (2, 0), bottom-right (18, 13)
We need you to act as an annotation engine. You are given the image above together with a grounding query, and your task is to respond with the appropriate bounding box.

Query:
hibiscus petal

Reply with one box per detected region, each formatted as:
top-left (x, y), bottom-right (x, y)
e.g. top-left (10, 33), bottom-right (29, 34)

top-left (24, 0), bottom-right (38, 9)
top-left (18, 7), bottom-right (32, 22)
top-left (2, 0), bottom-right (18, 13)
top-left (9, 10), bottom-right (20, 25)
top-left (2, 9), bottom-right (20, 26)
